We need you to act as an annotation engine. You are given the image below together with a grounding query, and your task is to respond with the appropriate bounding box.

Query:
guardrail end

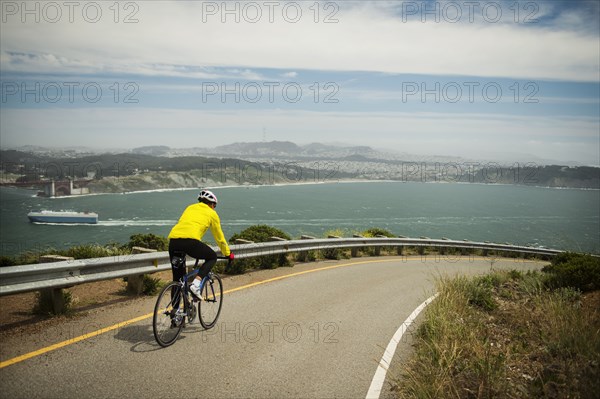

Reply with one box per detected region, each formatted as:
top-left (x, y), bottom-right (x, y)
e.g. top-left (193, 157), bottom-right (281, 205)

top-left (131, 246), bottom-right (157, 254)
top-left (40, 255), bottom-right (74, 263)
top-left (235, 238), bottom-right (255, 244)
top-left (270, 236), bottom-right (288, 241)
top-left (300, 235), bottom-right (316, 240)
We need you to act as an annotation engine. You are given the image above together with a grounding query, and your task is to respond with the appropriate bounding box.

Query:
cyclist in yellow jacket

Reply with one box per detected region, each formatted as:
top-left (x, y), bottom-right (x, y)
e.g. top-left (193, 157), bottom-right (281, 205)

top-left (168, 189), bottom-right (234, 297)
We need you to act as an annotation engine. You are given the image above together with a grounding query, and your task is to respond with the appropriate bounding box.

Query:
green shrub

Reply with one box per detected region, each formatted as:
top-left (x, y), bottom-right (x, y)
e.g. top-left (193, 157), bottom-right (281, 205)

top-left (295, 250), bottom-right (317, 263)
top-left (230, 224), bottom-right (291, 243)
top-left (142, 275), bottom-right (164, 296)
top-left (476, 272), bottom-right (506, 288)
top-left (359, 228), bottom-right (395, 256)
top-left (34, 290), bottom-right (73, 315)
top-left (361, 227), bottom-right (395, 238)
top-left (542, 252), bottom-right (600, 292)
top-left (321, 229), bottom-right (350, 260)
top-left (125, 233), bottom-right (168, 251)
top-left (321, 248), bottom-right (343, 260)
top-left (228, 225), bottom-right (291, 273)
top-left (467, 281), bottom-right (498, 311)
top-left (507, 269), bottom-right (524, 281)
top-left (0, 256), bottom-right (17, 267)
top-left (221, 257), bottom-right (249, 275)
top-left (56, 244), bottom-right (125, 259)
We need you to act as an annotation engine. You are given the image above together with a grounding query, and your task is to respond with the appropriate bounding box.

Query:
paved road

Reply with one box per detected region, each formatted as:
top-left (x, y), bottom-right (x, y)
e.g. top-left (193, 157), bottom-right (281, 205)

top-left (0, 257), bottom-right (544, 398)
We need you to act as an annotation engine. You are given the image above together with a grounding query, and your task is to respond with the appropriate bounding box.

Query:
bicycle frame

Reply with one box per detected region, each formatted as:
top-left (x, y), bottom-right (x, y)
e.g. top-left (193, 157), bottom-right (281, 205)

top-left (154, 255), bottom-right (227, 346)
top-left (178, 257), bottom-right (223, 303)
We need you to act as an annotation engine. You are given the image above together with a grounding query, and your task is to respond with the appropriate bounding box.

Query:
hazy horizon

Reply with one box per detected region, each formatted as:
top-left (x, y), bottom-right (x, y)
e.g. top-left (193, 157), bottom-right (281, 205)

top-left (3, 139), bottom-right (596, 167)
top-left (1, 1), bottom-right (599, 166)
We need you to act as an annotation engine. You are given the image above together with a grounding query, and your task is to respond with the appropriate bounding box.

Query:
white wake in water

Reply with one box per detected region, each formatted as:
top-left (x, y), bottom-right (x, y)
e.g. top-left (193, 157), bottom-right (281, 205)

top-left (98, 220), bottom-right (176, 226)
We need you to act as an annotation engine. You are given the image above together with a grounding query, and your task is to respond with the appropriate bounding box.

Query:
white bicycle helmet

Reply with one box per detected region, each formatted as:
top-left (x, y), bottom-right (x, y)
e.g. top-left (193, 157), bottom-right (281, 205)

top-left (198, 189), bottom-right (218, 204)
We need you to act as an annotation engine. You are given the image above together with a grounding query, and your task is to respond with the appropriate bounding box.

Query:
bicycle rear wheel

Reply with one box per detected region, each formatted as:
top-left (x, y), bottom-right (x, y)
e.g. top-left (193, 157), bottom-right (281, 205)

top-left (153, 282), bottom-right (185, 347)
top-left (199, 273), bottom-right (223, 329)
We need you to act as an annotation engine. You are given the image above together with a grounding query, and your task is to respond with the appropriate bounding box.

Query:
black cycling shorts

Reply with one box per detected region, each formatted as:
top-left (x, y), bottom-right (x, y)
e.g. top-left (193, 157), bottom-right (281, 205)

top-left (168, 238), bottom-right (217, 281)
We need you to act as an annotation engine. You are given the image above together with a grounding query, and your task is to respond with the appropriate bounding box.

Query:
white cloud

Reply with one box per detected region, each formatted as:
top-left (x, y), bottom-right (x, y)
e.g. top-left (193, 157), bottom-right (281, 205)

top-left (1, 2), bottom-right (598, 81)
top-left (1, 2), bottom-right (597, 166)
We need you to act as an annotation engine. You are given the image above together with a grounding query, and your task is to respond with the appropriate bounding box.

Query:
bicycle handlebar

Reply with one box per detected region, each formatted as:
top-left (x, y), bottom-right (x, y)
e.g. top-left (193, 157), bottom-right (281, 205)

top-left (186, 255), bottom-right (233, 275)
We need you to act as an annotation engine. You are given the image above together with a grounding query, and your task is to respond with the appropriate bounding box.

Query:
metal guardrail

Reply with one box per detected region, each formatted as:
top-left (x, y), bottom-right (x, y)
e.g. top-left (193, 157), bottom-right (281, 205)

top-left (0, 237), bottom-right (563, 297)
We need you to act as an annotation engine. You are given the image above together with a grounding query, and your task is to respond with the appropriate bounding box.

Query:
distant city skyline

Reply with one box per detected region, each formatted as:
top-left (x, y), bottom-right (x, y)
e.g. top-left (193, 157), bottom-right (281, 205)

top-left (1, 1), bottom-right (599, 165)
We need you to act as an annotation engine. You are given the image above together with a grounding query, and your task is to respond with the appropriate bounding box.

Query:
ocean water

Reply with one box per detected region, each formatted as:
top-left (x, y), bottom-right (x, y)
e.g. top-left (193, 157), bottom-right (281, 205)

top-left (1, 182), bottom-right (598, 256)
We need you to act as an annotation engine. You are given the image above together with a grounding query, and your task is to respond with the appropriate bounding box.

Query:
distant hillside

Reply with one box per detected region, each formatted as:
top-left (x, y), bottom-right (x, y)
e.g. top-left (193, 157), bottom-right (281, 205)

top-left (0, 149), bottom-right (354, 190)
top-left (521, 165), bottom-right (600, 189)
top-left (213, 141), bottom-right (301, 156)
top-left (210, 140), bottom-right (381, 159)
top-left (131, 146), bottom-right (170, 156)
top-left (2, 144), bottom-right (598, 190)
top-left (7, 141), bottom-right (592, 167)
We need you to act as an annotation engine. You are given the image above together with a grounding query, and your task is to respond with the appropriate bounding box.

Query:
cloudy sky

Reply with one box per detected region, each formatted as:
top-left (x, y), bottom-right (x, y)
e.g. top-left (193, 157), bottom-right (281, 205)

top-left (1, 0), bottom-right (599, 165)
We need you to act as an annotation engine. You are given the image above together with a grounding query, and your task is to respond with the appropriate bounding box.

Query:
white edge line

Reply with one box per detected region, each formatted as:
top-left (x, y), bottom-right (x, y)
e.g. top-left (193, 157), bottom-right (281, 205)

top-left (365, 293), bottom-right (439, 399)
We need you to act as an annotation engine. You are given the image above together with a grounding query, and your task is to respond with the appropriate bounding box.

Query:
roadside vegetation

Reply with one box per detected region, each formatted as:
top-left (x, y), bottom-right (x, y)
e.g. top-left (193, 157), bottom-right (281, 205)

top-left (0, 227), bottom-right (586, 322)
top-left (0, 233), bottom-right (168, 266)
top-left (1, 227), bottom-right (550, 269)
top-left (396, 252), bottom-right (600, 399)
top-left (1, 225), bottom-right (598, 396)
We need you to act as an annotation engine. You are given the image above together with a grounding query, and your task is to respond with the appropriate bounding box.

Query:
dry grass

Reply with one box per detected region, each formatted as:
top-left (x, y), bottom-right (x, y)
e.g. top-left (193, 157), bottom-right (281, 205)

top-left (396, 270), bottom-right (600, 399)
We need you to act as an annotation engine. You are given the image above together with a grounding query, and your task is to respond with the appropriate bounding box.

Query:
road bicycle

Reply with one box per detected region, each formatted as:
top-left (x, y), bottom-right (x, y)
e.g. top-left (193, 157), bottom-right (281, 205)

top-left (153, 253), bottom-right (229, 347)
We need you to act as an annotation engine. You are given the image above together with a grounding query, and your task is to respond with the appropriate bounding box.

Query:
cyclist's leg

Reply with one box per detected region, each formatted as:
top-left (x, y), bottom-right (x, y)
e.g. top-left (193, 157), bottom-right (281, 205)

top-left (168, 240), bottom-right (188, 317)
top-left (168, 239), bottom-right (187, 282)
top-left (185, 241), bottom-right (217, 279)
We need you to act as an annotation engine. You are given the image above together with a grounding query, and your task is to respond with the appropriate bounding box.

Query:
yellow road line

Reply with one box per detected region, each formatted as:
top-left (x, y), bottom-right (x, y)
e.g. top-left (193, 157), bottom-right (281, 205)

top-left (0, 258), bottom-right (398, 369)
top-left (223, 258), bottom-right (397, 294)
top-left (0, 256), bottom-right (544, 369)
top-left (0, 313), bottom-right (152, 369)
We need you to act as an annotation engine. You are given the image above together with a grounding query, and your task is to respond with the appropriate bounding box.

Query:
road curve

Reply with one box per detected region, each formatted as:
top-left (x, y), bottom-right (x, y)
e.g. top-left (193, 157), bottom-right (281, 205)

top-left (0, 257), bottom-right (544, 398)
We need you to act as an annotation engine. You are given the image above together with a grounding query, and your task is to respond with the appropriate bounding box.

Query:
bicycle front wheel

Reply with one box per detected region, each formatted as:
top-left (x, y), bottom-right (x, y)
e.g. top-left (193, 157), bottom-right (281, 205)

top-left (153, 282), bottom-right (185, 347)
top-left (199, 273), bottom-right (223, 329)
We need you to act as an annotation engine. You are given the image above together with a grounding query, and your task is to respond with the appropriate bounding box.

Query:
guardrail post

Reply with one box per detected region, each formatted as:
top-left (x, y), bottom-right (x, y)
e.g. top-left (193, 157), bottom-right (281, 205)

top-left (270, 237), bottom-right (289, 265)
top-left (351, 234), bottom-right (363, 257)
top-left (127, 247), bottom-right (157, 295)
top-left (323, 235), bottom-right (342, 260)
top-left (0, 239), bottom-right (564, 300)
top-left (296, 235), bottom-right (317, 262)
top-left (373, 235), bottom-right (388, 256)
top-left (461, 240), bottom-right (470, 256)
top-left (38, 255), bottom-right (74, 314)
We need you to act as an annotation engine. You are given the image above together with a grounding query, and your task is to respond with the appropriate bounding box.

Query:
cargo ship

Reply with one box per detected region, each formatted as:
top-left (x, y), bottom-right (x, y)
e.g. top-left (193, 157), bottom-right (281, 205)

top-left (27, 211), bottom-right (99, 224)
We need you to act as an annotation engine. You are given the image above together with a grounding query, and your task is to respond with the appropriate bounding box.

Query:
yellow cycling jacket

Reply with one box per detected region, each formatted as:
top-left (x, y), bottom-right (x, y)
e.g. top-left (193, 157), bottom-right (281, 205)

top-left (168, 202), bottom-right (231, 256)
